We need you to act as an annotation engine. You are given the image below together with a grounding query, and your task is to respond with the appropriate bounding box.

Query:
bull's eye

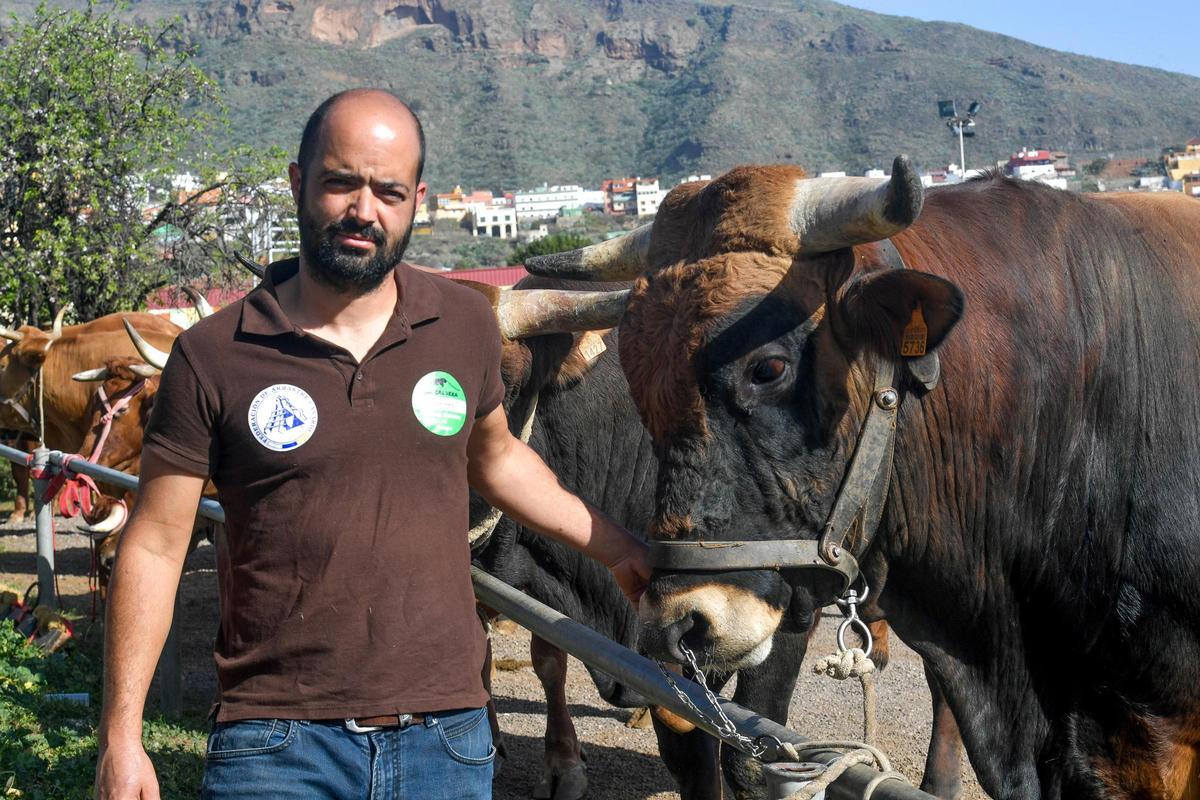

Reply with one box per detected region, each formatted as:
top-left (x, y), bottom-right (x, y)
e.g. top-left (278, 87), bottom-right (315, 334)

top-left (750, 357), bottom-right (788, 384)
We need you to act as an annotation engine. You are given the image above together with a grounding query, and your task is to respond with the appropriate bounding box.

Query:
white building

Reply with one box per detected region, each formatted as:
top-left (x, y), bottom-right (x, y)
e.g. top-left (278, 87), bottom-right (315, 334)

top-left (635, 178), bottom-right (665, 217)
top-left (864, 168), bottom-right (886, 179)
top-left (470, 204), bottom-right (517, 238)
top-left (1005, 149), bottom-right (1060, 182)
top-left (514, 184), bottom-right (588, 221)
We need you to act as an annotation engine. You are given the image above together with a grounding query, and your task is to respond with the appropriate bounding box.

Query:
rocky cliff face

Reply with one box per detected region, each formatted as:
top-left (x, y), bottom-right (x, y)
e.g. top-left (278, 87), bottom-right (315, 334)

top-left (56, 0), bottom-right (1199, 190)
top-left (166, 0), bottom-right (703, 67)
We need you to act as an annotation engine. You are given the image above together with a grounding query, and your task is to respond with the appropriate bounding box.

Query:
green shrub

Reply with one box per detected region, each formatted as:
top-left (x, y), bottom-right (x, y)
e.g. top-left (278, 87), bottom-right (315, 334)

top-left (0, 622), bottom-right (207, 799)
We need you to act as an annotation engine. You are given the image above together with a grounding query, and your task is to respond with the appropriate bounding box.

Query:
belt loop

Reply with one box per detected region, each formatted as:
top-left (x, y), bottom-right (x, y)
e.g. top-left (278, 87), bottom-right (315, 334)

top-left (424, 713), bottom-right (437, 728)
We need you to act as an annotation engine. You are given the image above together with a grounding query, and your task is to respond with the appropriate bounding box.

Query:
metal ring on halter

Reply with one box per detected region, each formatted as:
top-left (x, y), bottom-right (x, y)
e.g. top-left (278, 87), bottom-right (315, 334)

top-left (836, 614), bottom-right (874, 658)
top-left (834, 576), bottom-right (870, 611)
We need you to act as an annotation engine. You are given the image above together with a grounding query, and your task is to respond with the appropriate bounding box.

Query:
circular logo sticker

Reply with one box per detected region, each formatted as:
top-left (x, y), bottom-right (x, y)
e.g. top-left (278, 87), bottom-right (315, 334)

top-left (412, 371), bottom-right (467, 436)
top-left (248, 384), bottom-right (319, 451)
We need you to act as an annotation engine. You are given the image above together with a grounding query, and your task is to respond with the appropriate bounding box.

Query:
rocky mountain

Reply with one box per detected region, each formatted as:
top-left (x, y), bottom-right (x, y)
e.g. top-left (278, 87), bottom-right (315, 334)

top-left (10, 0), bottom-right (1200, 190)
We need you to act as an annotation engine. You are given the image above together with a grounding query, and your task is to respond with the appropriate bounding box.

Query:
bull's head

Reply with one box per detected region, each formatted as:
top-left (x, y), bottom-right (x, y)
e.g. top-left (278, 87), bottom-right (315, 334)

top-left (0, 306), bottom-right (70, 422)
top-left (528, 157), bottom-right (964, 670)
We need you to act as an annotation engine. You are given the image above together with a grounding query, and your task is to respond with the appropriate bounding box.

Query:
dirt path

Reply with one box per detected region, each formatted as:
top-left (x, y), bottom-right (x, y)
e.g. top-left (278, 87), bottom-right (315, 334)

top-left (1, 514), bottom-right (986, 799)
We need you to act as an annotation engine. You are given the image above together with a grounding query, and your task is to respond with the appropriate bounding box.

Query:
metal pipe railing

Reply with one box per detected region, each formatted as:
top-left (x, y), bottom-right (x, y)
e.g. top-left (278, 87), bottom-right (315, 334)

top-left (472, 567), bottom-right (932, 800)
top-left (0, 444), bottom-right (934, 798)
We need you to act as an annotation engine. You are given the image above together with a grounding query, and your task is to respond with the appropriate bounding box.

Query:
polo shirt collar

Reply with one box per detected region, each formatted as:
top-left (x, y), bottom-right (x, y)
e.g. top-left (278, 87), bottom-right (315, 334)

top-left (239, 257), bottom-right (443, 345)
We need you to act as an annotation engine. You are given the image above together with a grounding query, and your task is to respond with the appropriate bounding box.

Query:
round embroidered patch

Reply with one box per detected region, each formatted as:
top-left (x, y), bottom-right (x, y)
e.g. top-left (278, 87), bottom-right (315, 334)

top-left (412, 371), bottom-right (467, 436)
top-left (248, 384), bottom-right (319, 451)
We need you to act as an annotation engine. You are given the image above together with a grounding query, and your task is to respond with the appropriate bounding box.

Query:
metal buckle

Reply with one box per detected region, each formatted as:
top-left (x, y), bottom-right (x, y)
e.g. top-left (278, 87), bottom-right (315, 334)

top-left (344, 713), bottom-right (413, 734)
top-left (344, 718), bottom-right (381, 733)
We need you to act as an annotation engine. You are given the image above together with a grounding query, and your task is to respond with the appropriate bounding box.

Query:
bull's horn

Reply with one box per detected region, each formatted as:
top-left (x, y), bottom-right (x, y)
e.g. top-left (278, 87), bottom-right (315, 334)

top-left (791, 155), bottom-right (924, 254)
top-left (523, 224), bottom-right (653, 281)
top-left (72, 367), bottom-right (111, 382)
top-left (129, 363), bottom-right (159, 378)
top-left (235, 251), bottom-right (265, 279)
top-left (79, 503), bottom-right (127, 536)
top-left (51, 302), bottom-right (72, 338)
top-left (0, 327), bottom-right (22, 341)
top-left (123, 319), bottom-right (170, 370)
top-left (496, 289), bottom-right (630, 340)
top-left (181, 286), bottom-right (214, 318)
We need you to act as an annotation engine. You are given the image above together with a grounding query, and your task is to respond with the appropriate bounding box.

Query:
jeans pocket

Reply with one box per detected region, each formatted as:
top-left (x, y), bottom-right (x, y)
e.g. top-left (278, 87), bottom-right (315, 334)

top-left (436, 708), bottom-right (495, 766)
top-left (206, 719), bottom-right (297, 759)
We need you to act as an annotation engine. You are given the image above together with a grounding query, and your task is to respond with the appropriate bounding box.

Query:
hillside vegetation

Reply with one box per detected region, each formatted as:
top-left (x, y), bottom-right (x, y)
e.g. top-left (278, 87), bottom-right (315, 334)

top-left (6, 0), bottom-right (1198, 190)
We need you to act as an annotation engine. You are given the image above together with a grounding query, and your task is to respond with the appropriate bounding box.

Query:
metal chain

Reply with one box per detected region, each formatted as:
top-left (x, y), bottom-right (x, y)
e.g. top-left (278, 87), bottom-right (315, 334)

top-left (656, 641), bottom-right (769, 759)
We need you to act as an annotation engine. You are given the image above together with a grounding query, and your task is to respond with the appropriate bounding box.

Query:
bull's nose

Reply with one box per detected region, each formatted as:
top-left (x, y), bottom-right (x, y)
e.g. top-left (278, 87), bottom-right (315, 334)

top-left (639, 611), bottom-right (707, 664)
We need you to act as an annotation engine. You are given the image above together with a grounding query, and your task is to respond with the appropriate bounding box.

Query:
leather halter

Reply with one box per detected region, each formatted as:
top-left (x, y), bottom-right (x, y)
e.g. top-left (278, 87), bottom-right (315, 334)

top-left (645, 239), bottom-right (939, 601)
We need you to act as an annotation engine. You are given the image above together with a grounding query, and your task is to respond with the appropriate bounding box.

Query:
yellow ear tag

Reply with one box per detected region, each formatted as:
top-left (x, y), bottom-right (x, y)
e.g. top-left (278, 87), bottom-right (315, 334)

top-left (900, 307), bottom-right (928, 357)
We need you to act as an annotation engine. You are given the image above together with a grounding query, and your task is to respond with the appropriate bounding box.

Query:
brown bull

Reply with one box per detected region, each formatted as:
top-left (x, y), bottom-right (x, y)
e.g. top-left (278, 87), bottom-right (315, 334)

top-left (0, 311), bottom-right (181, 452)
top-left (530, 158), bottom-right (1200, 799)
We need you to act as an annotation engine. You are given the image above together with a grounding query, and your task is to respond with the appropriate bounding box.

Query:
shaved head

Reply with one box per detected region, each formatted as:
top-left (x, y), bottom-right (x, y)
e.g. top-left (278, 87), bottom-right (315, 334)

top-left (297, 88), bottom-right (426, 183)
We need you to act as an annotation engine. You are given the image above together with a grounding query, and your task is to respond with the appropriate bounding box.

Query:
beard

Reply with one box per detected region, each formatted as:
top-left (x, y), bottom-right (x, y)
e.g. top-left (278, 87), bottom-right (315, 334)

top-left (297, 203), bottom-right (414, 294)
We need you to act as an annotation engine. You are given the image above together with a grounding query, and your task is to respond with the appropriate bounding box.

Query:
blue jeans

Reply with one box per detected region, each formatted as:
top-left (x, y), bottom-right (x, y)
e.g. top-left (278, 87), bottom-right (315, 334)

top-left (199, 707), bottom-right (495, 799)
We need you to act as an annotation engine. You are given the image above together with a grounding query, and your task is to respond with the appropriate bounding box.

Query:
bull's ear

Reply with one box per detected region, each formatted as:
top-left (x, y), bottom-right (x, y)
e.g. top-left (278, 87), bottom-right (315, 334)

top-left (552, 330), bottom-right (612, 388)
top-left (833, 269), bottom-right (964, 359)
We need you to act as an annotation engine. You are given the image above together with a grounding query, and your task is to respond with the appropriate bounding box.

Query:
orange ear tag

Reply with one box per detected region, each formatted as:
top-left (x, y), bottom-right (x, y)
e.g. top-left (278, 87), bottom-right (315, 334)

top-left (900, 307), bottom-right (928, 357)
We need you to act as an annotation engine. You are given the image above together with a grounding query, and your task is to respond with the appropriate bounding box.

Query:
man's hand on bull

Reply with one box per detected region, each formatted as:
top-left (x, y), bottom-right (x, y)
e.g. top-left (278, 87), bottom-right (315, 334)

top-left (603, 535), bottom-right (651, 607)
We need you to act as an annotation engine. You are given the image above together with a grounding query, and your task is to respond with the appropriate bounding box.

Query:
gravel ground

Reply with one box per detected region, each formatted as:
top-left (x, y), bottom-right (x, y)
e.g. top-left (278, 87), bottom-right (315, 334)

top-left (1, 513), bottom-right (987, 799)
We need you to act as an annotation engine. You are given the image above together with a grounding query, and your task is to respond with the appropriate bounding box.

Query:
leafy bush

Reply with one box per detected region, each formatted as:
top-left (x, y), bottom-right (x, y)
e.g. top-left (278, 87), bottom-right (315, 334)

top-left (508, 232), bottom-right (593, 266)
top-left (0, 622), bottom-right (206, 799)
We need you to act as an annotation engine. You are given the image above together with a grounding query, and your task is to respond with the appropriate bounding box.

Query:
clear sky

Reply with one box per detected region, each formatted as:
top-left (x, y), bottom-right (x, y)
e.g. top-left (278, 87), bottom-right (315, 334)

top-left (837, 1), bottom-right (1199, 78)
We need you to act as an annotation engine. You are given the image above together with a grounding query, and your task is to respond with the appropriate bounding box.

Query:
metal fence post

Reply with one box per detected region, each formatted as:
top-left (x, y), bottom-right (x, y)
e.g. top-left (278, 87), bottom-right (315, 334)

top-left (30, 446), bottom-right (56, 608)
top-left (158, 591), bottom-right (183, 718)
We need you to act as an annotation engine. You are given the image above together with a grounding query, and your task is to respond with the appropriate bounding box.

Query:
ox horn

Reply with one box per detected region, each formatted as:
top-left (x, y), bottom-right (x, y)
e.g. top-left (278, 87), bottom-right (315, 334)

top-left (523, 224), bottom-right (654, 282)
top-left (123, 319), bottom-right (170, 370)
top-left (72, 367), bottom-right (111, 382)
top-left (181, 286), bottom-right (215, 318)
top-left (79, 502), bottom-right (127, 536)
top-left (129, 363), bottom-right (159, 378)
top-left (0, 327), bottom-right (22, 342)
top-left (235, 251), bottom-right (265, 280)
top-left (791, 154), bottom-right (924, 254)
top-left (50, 302), bottom-right (72, 338)
top-left (496, 288), bottom-right (630, 340)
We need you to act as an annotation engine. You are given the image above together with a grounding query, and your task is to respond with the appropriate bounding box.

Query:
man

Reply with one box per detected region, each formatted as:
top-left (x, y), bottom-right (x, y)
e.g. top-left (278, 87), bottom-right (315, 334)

top-left (94, 88), bottom-right (650, 800)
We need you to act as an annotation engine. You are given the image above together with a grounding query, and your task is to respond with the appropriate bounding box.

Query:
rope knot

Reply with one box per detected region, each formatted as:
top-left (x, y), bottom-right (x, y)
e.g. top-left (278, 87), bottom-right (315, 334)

top-left (813, 647), bottom-right (875, 680)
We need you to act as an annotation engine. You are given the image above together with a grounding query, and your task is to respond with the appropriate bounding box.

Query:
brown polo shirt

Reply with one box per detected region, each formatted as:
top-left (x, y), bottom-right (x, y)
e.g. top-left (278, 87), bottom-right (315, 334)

top-left (142, 258), bottom-right (503, 722)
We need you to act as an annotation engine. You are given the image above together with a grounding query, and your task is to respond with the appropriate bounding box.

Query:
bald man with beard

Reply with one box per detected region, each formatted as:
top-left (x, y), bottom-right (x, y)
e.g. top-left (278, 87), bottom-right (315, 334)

top-left (94, 89), bottom-right (650, 800)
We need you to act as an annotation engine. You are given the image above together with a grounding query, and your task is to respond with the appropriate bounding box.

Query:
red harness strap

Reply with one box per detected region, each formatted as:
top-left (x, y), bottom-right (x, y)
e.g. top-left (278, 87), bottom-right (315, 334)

top-left (39, 380), bottom-right (145, 518)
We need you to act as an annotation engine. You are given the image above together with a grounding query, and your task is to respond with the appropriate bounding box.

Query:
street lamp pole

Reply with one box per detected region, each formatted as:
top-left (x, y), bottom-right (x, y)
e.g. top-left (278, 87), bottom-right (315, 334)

top-left (957, 120), bottom-right (967, 172)
top-left (938, 100), bottom-right (982, 176)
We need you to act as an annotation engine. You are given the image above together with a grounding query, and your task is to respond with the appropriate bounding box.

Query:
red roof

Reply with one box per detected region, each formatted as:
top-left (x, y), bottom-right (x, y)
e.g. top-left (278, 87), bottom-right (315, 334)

top-left (145, 265), bottom-right (531, 311)
top-left (1187, 137), bottom-right (1200, 147)
top-left (146, 285), bottom-right (250, 311)
top-left (1008, 149), bottom-right (1053, 164)
top-left (447, 266), bottom-right (529, 288)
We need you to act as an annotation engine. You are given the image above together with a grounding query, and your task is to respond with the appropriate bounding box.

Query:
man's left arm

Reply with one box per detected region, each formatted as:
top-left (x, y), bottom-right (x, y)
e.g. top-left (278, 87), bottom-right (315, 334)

top-left (466, 405), bottom-right (650, 605)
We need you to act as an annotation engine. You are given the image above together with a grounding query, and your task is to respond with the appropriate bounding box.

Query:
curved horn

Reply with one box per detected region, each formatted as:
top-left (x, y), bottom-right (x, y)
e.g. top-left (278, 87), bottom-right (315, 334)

top-left (51, 302), bottom-right (72, 338)
top-left (72, 367), bottom-right (111, 382)
top-left (523, 224), bottom-right (654, 281)
top-left (496, 289), bottom-right (631, 340)
top-left (791, 155), bottom-right (924, 254)
top-left (235, 251), bottom-right (265, 279)
top-left (123, 319), bottom-right (170, 370)
top-left (0, 327), bottom-right (23, 342)
top-left (129, 363), bottom-right (159, 378)
top-left (80, 502), bottom-right (127, 536)
top-left (181, 286), bottom-right (215, 318)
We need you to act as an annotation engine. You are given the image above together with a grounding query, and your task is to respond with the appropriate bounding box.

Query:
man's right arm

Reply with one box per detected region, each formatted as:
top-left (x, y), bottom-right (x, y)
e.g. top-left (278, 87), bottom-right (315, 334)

top-left (94, 449), bottom-right (207, 800)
